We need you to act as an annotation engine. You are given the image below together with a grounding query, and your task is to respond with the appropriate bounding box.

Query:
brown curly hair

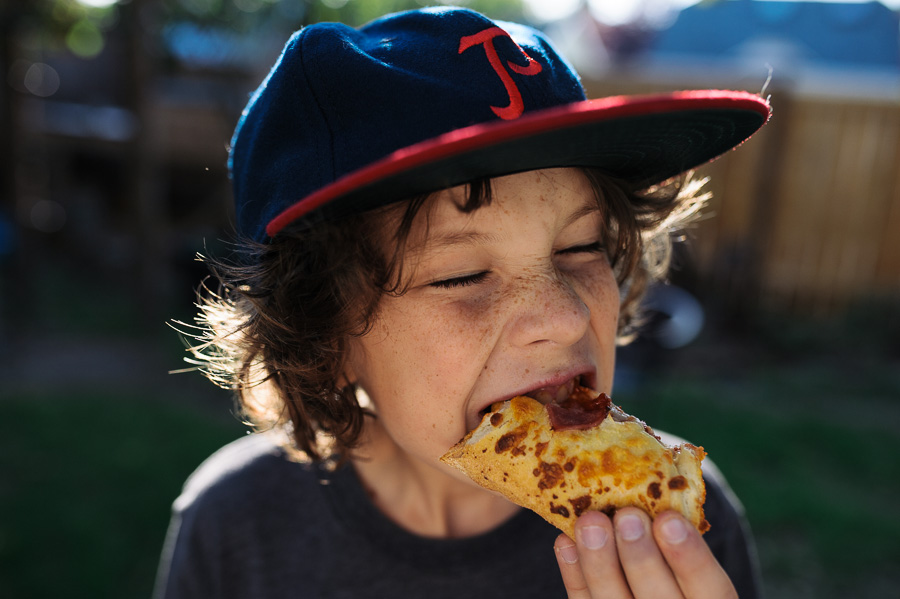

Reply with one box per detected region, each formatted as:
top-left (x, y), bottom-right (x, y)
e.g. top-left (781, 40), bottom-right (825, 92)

top-left (182, 168), bottom-right (707, 461)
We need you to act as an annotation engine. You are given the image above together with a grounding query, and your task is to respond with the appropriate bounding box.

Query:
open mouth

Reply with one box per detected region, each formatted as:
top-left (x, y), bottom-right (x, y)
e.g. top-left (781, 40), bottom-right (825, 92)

top-left (522, 376), bottom-right (579, 405)
top-left (477, 374), bottom-right (587, 421)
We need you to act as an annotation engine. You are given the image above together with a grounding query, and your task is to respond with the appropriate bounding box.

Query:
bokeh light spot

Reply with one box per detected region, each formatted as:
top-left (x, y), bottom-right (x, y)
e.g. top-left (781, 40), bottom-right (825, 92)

top-left (76, 0), bottom-right (120, 7)
top-left (66, 20), bottom-right (105, 58)
top-left (23, 63), bottom-right (61, 98)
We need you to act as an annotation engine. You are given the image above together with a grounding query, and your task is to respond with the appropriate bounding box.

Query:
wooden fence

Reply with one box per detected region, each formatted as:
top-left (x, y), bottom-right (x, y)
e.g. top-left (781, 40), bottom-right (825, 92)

top-left (587, 80), bottom-right (900, 316)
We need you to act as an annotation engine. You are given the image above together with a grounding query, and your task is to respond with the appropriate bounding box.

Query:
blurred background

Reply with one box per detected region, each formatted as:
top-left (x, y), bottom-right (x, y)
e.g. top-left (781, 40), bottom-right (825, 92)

top-left (0, 0), bottom-right (898, 597)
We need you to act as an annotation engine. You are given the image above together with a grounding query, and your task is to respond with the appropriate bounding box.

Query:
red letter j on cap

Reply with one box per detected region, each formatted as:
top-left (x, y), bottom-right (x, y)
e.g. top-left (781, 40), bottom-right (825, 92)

top-left (459, 27), bottom-right (543, 120)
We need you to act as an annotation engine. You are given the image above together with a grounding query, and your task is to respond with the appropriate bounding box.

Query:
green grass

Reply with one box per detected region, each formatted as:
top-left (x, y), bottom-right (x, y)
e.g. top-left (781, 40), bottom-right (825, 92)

top-left (616, 355), bottom-right (900, 598)
top-left (622, 382), bottom-right (900, 560)
top-left (0, 391), bottom-right (244, 599)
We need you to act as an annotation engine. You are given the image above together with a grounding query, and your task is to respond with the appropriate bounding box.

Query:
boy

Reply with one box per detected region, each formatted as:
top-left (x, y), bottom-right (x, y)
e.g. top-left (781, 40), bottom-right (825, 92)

top-left (155, 6), bottom-right (770, 598)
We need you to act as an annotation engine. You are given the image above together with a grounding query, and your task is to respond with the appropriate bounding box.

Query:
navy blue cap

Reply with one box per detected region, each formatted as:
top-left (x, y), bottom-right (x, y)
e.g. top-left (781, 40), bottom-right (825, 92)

top-left (229, 6), bottom-right (770, 242)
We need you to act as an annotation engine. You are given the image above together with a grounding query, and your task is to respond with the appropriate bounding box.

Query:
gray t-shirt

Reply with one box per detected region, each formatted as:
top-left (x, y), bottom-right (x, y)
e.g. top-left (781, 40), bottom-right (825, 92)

top-left (154, 433), bottom-right (761, 598)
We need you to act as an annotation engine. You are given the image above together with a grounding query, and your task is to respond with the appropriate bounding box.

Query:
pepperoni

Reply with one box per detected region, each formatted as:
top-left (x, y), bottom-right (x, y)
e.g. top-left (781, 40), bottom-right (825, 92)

top-left (547, 390), bottom-right (612, 431)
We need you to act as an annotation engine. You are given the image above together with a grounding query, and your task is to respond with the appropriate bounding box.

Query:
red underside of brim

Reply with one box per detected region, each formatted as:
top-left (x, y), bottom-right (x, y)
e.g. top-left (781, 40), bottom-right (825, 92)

top-left (266, 90), bottom-right (771, 237)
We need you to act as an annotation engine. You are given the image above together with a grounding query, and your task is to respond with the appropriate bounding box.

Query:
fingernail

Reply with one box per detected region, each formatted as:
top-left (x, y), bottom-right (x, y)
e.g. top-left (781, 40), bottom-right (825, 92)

top-left (580, 525), bottom-right (609, 550)
top-left (557, 542), bottom-right (579, 564)
top-left (617, 514), bottom-right (644, 542)
top-left (660, 517), bottom-right (688, 545)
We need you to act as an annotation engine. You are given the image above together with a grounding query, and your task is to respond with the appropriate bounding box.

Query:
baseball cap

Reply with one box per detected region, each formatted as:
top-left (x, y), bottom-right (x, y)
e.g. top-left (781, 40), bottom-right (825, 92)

top-left (229, 6), bottom-right (771, 242)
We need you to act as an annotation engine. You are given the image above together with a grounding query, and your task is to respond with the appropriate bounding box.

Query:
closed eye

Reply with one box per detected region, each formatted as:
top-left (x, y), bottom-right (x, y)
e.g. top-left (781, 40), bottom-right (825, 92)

top-left (557, 241), bottom-right (605, 255)
top-left (429, 271), bottom-right (490, 289)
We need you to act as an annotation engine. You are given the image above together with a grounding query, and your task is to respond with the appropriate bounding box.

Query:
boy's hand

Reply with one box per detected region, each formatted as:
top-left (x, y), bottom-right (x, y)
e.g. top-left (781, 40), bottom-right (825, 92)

top-left (554, 508), bottom-right (737, 599)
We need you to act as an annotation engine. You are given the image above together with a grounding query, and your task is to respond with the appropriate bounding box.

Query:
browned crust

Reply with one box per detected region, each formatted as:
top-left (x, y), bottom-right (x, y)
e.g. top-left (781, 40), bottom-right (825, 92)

top-left (441, 393), bottom-right (707, 539)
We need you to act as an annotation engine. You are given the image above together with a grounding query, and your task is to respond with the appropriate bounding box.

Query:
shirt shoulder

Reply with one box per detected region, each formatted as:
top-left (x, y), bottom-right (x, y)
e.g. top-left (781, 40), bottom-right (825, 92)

top-left (173, 432), bottom-right (307, 513)
top-left (155, 433), bottom-right (334, 599)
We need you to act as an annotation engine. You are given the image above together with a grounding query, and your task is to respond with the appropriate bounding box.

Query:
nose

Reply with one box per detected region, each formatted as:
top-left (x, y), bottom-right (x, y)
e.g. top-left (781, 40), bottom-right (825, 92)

top-left (505, 270), bottom-right (592, 348)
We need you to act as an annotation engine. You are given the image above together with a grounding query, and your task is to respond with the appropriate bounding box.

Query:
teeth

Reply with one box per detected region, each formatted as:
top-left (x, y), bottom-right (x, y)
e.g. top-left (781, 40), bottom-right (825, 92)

top-left (556, 384), bottom-right (569, 403)
top-left (526, 377), bottom-right (578, 405)
top-left (529, 388), bottom-right (556, 404)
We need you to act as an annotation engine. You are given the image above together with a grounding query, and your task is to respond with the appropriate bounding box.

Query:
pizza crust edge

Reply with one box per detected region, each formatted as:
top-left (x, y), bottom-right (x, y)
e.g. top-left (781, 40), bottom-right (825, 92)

top-left (441, 395), bottom-right (708, 540)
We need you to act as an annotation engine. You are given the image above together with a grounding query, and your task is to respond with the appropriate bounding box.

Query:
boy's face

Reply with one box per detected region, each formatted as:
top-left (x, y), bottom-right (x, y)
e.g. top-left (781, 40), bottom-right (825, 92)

top-left (347, 167), bottom-right (620, 480)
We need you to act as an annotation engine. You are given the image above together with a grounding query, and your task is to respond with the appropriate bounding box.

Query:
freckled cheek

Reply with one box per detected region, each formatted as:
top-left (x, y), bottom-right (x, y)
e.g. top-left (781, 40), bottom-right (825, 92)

top-left (378, 306), bottom-right (497, 447)
top-left (374, 298), bottom-right (497, 395)
top-left (577, 269), bottom-right (620, 334)
top-left (453, 293), bottom-right (504, 339)
top-left (419, 301), bottom-right (500, 372)
top-left (575, 261), bottom-right (619, 303)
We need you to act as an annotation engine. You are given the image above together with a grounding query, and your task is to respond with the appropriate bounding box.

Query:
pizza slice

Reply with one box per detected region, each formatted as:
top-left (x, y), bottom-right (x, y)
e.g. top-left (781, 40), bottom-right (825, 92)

top-left (440, 386), bottom-right (708, 540)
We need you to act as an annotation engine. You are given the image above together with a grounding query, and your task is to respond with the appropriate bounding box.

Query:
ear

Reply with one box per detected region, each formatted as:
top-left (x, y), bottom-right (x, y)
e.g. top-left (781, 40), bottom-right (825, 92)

top-left (340, 337), bottom-right (365, 389)
top-left (338, 351), bottom-right (358, 390)
top-left (337, 369), bottom-right (357, 390)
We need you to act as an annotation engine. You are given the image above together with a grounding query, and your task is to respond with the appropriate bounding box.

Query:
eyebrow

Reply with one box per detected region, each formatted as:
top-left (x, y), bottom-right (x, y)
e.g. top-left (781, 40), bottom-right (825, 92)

top-left (564, 200), bottom-right (602, 229)
top-left (407, 197), bottom-right (601, 257)
top-left (406, 230), bottom-right (502, 259)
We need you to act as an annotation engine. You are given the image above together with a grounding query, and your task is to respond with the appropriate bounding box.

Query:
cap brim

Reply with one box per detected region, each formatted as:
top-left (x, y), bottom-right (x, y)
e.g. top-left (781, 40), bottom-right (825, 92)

top-left (267, 89), bottom-right (770, 236)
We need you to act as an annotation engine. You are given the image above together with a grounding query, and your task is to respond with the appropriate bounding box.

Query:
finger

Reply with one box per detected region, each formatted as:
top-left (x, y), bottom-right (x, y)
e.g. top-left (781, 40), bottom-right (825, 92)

top-left (555, 533), bottom-right (592, 599)
top-left (613, 508), bottom-right (684, 598)
top-left (653, 512), bottom-right (738, 599)
top-left (573, 511), bottom-right (633, 599)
